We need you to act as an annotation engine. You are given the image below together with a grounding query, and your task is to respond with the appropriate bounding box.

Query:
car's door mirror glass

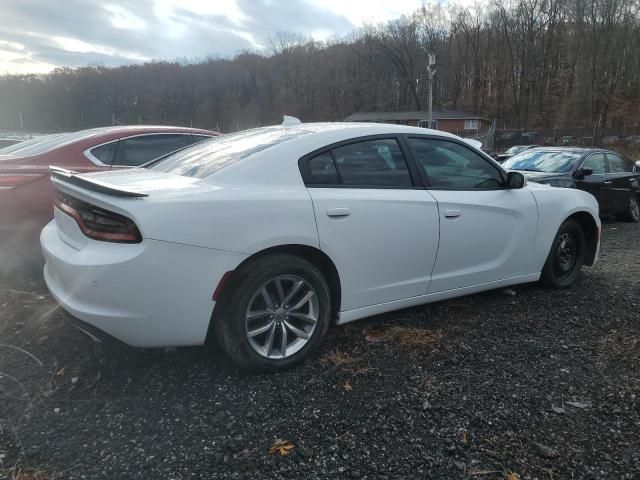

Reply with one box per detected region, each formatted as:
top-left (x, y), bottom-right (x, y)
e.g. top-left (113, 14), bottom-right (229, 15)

top-left (507, 171), bottom-right (526, 189)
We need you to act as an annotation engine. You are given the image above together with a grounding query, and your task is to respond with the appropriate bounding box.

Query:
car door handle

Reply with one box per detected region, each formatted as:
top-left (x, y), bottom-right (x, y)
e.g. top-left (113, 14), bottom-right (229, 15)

top-left (327, 208), bottom-right (350, 217)
top-left (444, 209), bottom-right (461, 218)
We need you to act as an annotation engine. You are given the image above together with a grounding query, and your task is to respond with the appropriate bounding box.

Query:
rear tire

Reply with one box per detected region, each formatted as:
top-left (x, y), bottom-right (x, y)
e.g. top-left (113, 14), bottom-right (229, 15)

top-left (213, 254), bottom-right (331, 371)
top-left (540, 219), bottom-right (585, 289)
top-left (623, 196), bottom-right (640, 223)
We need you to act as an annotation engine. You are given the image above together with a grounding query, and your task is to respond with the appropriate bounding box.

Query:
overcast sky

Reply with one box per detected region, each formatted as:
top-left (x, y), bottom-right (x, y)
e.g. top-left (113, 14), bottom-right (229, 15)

top-left (0, 0), bottom-right (430, 75)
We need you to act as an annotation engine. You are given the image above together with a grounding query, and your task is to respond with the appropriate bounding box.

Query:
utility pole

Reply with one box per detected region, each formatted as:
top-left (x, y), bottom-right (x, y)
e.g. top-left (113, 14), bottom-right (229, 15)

top-left (19, 111), bottom-right (23, 139)
top-left (427, 53), bottom-right (436, 129)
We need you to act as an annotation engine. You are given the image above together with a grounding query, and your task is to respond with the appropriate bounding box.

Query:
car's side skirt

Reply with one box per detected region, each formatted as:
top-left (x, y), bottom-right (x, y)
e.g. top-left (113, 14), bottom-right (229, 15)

top-left (336, 273), bottom-right (541, 325)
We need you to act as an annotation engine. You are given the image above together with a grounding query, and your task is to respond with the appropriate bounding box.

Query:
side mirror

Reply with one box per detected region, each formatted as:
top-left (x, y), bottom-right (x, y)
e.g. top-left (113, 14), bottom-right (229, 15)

top-left (575, 168), bottom-right (593, 179)
top-left (507, 171), bottom-right (526, 189)
top-left (635, 160), bottom-right (640, 171)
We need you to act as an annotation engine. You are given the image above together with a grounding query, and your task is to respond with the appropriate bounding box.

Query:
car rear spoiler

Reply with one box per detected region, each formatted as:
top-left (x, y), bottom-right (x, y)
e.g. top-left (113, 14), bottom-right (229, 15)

top-left (49, 166), bottom-right (149, 198)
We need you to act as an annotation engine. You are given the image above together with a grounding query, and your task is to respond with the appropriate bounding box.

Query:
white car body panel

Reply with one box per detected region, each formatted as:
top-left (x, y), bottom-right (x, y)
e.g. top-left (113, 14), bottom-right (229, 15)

top-left (41, 123), bottom-right (601, 348)
top-left (308, 188), bottom-right (439, 310)
top-left (427, 188), bottom-right (539, 292)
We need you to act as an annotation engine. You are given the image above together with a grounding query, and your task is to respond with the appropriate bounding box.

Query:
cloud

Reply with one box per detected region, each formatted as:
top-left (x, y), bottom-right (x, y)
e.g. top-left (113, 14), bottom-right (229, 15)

top-left (0, 0), bottom-right (424, 75)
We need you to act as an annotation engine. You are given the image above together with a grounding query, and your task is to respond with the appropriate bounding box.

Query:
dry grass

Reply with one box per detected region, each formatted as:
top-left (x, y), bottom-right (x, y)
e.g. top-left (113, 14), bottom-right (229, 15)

top-left (319, 349), bottom-right (370, 375)
top-left (363, 325), bottom-right (445, 350)
top-left (320, 349), bottom-right (358, 369)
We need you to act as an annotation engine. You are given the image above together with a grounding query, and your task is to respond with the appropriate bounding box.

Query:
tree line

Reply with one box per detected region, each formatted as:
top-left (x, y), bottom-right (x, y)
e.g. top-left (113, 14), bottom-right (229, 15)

top-left (1, 0), bottom-right (639, 134)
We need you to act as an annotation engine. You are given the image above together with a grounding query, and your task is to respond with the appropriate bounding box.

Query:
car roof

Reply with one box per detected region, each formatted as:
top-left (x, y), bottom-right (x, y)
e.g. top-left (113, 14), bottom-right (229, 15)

top-left (526, 146), bottom-right (606, 154)
top-left (1, 125), bottom-right (219, 159)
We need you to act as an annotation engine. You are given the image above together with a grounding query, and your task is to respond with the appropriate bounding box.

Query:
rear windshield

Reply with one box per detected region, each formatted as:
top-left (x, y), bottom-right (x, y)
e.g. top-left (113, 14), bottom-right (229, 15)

top-left (150, 127), bottom-right (311, 178)
top-left (502, 150), bottom-right (583, 173)
top-left (0, 134), bottom-right (63, 155)
top-left (0, 130), bottom-right (104, 157)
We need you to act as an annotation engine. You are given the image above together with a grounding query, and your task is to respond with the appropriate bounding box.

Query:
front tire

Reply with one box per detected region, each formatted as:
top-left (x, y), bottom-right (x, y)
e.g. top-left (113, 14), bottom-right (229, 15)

top-left (214, 254), bottom-right (331, 371)
top-left (540, 219), bottom-right (585, 289)
top-left (623, 196), bottom-right (640, 223)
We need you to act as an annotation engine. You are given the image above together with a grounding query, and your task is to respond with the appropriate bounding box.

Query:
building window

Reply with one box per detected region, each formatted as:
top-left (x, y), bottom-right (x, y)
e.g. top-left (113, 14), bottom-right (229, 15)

top-left (464, 119), bottom-right (479, 130)
top-left (418, 120), bottom-right (436, 129)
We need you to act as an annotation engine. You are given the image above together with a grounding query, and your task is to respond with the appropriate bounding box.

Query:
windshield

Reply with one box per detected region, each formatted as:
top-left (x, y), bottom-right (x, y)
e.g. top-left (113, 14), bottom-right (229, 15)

top-left (0, 134), bottom-right (63, 155)
top-left (505, 145), bottom-right (528, 155)
top-left (151, 127), bottom-right (311, 178)
top-left (502, 150), bottom-right (583, 173)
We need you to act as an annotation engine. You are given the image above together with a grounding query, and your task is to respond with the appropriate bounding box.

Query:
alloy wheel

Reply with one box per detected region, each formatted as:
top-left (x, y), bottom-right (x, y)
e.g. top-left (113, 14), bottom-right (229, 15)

top-left (244, 275), bottom-right (319, 359)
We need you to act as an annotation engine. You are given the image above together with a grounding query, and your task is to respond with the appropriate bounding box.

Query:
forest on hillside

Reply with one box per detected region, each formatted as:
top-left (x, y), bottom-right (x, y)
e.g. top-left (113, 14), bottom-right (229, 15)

top-left (0, 0), bottom-right (639, 133)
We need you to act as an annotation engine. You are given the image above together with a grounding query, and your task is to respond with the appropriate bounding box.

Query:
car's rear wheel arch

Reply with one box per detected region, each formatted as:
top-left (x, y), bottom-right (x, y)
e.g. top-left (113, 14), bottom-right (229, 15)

top-left (565, 211), bottom-right (598, 266)
top-left (207, 244), bottom-right (341, 344)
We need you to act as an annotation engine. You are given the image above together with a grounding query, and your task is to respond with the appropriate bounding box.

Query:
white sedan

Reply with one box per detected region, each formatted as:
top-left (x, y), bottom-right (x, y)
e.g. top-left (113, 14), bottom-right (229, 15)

top-left (41, 122), bottom-right (600, 370)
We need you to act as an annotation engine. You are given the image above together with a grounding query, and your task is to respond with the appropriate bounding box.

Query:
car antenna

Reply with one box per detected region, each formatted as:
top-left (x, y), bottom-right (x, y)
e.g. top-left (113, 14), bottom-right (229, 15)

top-left (282, 115), bottom-right (301, 126)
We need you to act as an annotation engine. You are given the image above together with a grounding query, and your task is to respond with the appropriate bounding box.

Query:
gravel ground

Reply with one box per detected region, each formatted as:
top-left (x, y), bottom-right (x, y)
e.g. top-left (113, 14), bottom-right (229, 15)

top-left (0, 221), bottom-right (638, 479)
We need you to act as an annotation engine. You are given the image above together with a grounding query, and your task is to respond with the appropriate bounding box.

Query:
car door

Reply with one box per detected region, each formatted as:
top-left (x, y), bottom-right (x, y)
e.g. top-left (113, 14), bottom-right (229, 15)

top-left (605, 152), bottom-right (638, 214)
top-left (300, 136), bottom-right (440, 311)
top-left (405, 136), bottom-right (539, 293)
top-left (574, 152), bottom-right (609, 213)
top-left (113, 134), bottom-right (193, 167)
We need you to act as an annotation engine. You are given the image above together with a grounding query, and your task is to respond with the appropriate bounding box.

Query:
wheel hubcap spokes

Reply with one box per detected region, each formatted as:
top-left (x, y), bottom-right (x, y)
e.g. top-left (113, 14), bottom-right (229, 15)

top-left (553, 232), bottom-right (577, 278)
top-left (245, 275), bottom-right (319, 359)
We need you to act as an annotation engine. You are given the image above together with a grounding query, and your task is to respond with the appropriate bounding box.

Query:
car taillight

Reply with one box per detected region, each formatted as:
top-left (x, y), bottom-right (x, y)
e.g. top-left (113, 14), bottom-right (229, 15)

top-left (54, 192), bottom-right (142, 243)
top-left (0, 174), bottom-right (43, 189)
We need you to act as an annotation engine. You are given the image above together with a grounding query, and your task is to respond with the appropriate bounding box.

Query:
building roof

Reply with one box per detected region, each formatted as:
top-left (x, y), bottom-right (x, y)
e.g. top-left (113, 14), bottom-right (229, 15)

top-left (344, 110), bottom-right (489, 122)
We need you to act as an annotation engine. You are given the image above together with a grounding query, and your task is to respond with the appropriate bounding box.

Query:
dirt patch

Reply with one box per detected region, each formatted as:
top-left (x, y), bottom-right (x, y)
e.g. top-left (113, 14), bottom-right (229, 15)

top-left (1, 221), bottom-right (639, 479)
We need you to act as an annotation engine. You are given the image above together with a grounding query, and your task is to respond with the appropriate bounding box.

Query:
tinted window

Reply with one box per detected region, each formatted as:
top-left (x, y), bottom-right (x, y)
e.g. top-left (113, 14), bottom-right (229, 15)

top-left (409, 138), bottom-right (503, 189)
top-left (607, 153), bottom-right (632, 173)
top-left (191, 134), bottom-right (213, 144)
top-left (152, 127), bottom-right (312, 178)
top-left (330, 139), bottom-right (412, 187)
top-left (582, 153), bottom-right (606, 174)
top-left (0, 129), bottom-right (107, 156)
top-left (89, 141), bottom-right (118, 164)
top-left (502, 150), bottom-right (582, 173)
top-left (307, 152), bottom-right (339, 184)
top-left (115, 134), bottom-right (192, 166)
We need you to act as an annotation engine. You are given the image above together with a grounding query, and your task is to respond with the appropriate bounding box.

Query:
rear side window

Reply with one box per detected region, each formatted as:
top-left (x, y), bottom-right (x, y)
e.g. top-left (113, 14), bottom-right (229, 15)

top-left (115, 134), bottom-right (192, 167)
top-left (607, 153), bottom-right (632, 173)
top-left (88, 141), bottom-right (118, 164)
top-left (304, 138), bottom-right (413, 188)
top-left (308, 152), bottom-right (340, 184)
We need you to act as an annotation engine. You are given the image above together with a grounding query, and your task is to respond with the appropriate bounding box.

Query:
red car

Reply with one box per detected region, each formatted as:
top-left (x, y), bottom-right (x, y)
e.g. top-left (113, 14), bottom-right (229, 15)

top-left (0, 125), bottom-right (218, 248)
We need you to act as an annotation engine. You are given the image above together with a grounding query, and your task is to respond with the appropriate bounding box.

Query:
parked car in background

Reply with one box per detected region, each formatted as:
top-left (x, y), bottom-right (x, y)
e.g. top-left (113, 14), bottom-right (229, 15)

top-left (495, 144), bottom-right (539, 162)
top-left (0, 134), bottom-right (63, 155)
top-left (502, 147), bottom-right (640, 222)
top-left (0, 125), bottom-right (219, 248)
top-left (0, 138), bottom-right (22, 149)
top-left (41, 122), bottom-right (600, 371)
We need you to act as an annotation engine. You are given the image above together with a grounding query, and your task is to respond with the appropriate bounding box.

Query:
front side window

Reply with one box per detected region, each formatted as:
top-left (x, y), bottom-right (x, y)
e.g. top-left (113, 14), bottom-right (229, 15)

top-left (408, 137), bottom-right (503, 189)
top-left (330, 139), bottom-right (413, 187)
top-left (115, 134), bottom-right (192, 167)
top-left (582, 153), bottom-right (606, 174)
top-left (607, 153), bottom-right (632, 173)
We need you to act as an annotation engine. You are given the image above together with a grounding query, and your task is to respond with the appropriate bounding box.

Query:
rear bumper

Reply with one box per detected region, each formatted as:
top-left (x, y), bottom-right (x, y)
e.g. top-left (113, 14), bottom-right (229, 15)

top-left (41, 220), bottom-right (247, 347)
